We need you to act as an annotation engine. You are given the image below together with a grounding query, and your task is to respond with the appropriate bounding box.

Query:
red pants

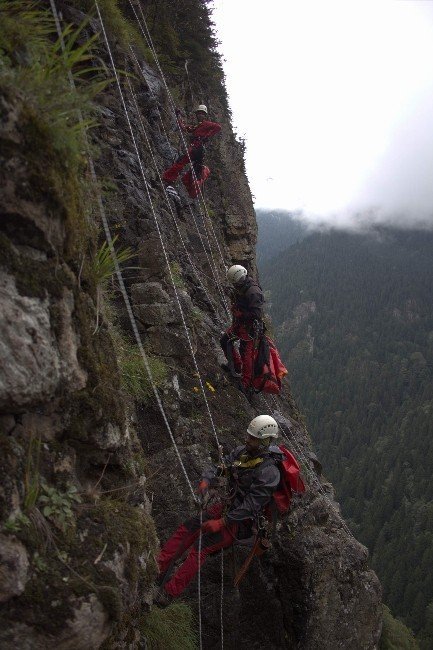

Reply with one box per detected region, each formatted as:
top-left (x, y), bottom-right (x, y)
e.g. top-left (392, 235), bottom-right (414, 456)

top-left (158, 504), bottom-right (238, 597)
top-left (220, 324), bottom-right (254, 388)
top-left (163, 151), bottom-right (192, 183)
top-left (162, 145), bottom-right (210, 198)
top-left (181, 166), bottom-right (210, 198)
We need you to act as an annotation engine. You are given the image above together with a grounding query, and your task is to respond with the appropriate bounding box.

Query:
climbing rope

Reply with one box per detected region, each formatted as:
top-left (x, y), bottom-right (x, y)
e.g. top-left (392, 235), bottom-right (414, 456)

top-left (48, 0), bottom-right (197, 499)
top-left (93, 7), bottom-right (231, 646)
top-left (122, 0), bottom-right (360, 609)
top-left (127, 0), bottom-right (229, 281)
top-left (128, 44), bottom-right (230, 318)
top-left (125, 58), bottom-right (230, 320)
top-left (94, 1), bottom-right (224, 461)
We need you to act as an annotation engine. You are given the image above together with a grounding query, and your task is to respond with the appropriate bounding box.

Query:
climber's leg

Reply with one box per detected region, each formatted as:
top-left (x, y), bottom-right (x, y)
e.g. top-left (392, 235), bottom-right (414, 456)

top-left (164, 521), bottom-right (237, 597)
top-left (163, 152), bottom-right (190, 183)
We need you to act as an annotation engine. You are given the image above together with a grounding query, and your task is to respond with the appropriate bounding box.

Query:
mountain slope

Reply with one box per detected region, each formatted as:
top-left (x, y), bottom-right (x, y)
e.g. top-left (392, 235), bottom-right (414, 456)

top-left (256, 208), bottom-right (308, 264)
top-left (260, 224), bottom-right (433, 643)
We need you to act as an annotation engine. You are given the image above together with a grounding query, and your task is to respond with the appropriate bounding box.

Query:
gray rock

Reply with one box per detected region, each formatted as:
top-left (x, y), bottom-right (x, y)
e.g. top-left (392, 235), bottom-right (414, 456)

top-left (20, 410), bottom-right (64, 442)
top-left (136, 236), bottom-right (165, 272)
top-left (0, 594), bottom-right (110, 649)
top-left (0, 272), bottom-right (60, 409)
top-left (146, 326), bottom-right (190, 357)
top-left (0, 534), bottom-right (29, 603)
top-left (91, 422), bottom-right (123, 451)
top-left (133, 303), bottom-right (176, 326)
top-left (56, 289), bottom-right (88, 394)
top-left (131, 282), bottom-right (169, 305)
top-left (0, 415), bottom-right (15, 435)
top-left (58, 594), bottom-right (110, 649)
top-left (0, 275), bottom-right (87, 410)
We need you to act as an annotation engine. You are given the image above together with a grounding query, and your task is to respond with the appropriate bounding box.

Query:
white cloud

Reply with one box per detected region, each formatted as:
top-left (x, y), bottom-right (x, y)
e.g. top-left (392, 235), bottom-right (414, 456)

top-left (212, 0), bottom-right (433, 226)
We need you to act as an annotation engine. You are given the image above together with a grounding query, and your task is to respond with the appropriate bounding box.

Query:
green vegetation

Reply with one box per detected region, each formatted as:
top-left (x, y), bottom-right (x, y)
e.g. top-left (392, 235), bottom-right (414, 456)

top-left (70, 0), bottom-right (152, 59)
top-left (92, 236), bottom-right (137, 329)
top-left (139, 603), bottom-right (197, 650)
top-left (92, 236), bottom-right (136, 288)
top-left (0, 0), bottom-right (105, 271)
top-left (38, 483), bottom-right (82, 533)
top-left (3, 512), bottom-right (31, 534)
top-left (118, 336), bottom-right (167, 402)
top-left (23, 434), bottom-right (42, 510)
top-left (0, 0), bottom-right (105, 161)
top-left (169, 261), bottom-right (185, 289)
top-left (259, 218), bottom-right (433, 643)
top-left (380, 606), bottom-right (419, 649)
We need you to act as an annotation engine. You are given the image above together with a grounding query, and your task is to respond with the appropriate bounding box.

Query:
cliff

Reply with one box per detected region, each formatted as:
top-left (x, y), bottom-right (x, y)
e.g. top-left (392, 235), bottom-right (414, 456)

top-left (0, 1), bottom-right (381, 648)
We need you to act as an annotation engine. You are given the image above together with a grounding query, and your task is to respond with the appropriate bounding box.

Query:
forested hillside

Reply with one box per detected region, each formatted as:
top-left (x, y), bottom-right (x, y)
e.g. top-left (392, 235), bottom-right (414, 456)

top-left (259, 216), bottom-right (433, 647)
top-left (256, 209), bottom-right (307, 264)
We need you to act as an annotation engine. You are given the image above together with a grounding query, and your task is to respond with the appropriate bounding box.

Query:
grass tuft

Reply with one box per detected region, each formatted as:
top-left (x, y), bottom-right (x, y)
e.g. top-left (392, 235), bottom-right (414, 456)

top-left (114, 333), bottom-right (167, 402)
top-left (139, 603), bottom-right (197, 650)
top-left (70, 0), bottom-right (152, 59)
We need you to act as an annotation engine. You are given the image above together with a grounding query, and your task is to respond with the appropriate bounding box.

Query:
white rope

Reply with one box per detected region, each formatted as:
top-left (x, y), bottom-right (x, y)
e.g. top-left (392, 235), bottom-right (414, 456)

top-left (128, 48), bottom-right (230, 317)
top-left (220, 549), bottom-right (224, 649)
top-left (127, 0), bottom-right (229, 280)
top-left (49, 0), bottom-right (196, 500)
top-left (125, 63), bottom-right (230, 321)
top-left (125, 21), bottom-right (227, 645)
top-left (129, 52), bottom-right (226, 306)
top-left (94, 2), bottom-right (224, 462)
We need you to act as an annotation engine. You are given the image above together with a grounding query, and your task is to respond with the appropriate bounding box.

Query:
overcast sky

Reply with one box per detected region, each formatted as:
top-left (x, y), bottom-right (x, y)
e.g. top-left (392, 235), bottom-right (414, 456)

top-left (212, 0), bottom-right (433, 227)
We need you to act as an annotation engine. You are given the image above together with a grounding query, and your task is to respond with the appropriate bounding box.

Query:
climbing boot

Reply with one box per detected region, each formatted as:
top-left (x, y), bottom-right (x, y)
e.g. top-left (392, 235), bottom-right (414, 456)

top-left (165, 185), bottom-right (180, 200)
top-left (220, 362), bottom-right (241, 378)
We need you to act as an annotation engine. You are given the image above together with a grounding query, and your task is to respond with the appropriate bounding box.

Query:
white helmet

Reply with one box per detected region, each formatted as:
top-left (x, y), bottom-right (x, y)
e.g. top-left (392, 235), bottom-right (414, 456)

top-left (247, 415), bottom-right (279, 440)
top-left (195, 104), bottom-right (208, 115)
top-left (227, 264), bottom-right (247, 285)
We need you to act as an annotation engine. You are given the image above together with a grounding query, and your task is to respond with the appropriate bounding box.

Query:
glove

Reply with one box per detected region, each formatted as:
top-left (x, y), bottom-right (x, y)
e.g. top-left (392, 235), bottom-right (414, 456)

top-left (201, 518), bottom-right (226, 534)
top-left (196, 479), bottom-right (209, 496)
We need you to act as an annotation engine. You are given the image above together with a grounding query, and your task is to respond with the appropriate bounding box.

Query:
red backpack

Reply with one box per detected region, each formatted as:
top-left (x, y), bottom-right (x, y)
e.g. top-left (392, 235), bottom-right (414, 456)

top-left (272, 445), bottom-right (306, 514)
top-left (252, 336), bottom-right (288, 395)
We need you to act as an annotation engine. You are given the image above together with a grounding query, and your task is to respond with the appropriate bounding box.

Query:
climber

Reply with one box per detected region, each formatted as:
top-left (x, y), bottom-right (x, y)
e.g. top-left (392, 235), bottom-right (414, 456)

top-left (155, 415), bottom-right (282, 604)
top-left (220, 264), bottom-right (265, 390)
top-left (163, 104), bottom-right (221, 199)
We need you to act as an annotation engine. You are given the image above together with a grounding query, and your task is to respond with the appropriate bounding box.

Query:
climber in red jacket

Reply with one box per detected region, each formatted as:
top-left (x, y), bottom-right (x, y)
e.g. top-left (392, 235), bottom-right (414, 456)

top-left (154, 415), bottom-right (282, 605)
top-left (163, 104), bottom-right (221, 199)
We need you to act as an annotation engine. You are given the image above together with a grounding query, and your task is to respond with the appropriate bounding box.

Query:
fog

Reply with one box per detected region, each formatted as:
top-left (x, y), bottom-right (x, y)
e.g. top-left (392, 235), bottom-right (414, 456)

top-left (213, 0), bottom-right (433, 229)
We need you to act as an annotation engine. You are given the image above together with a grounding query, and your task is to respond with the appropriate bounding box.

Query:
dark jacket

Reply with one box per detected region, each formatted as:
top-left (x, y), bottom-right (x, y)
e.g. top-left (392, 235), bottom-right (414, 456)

top-left (203, 445), bottom-right (283, 523)
top-left (232, 277), bottom-right (264, 324)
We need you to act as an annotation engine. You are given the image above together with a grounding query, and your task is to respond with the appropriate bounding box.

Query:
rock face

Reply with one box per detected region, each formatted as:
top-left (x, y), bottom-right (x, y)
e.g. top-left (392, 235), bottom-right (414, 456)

top-left (0, 534), bottom-right (29, 603)
top-left (0, 2), bottom-right (381, 648)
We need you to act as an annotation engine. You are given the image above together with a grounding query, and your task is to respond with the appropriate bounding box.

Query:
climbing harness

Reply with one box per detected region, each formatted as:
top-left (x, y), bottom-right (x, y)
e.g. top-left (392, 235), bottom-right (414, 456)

top-left (92, 6), bottom-right (239, 647)
top-left (234, 526), bottom-right (271, 587)
top-left (49, 2), bottom-right (224, 645)
top-left (95, 2), bottom-right (223, 459)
